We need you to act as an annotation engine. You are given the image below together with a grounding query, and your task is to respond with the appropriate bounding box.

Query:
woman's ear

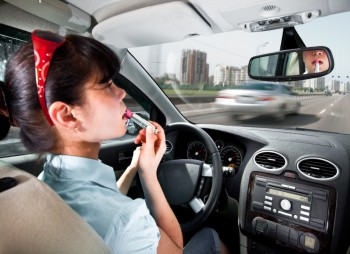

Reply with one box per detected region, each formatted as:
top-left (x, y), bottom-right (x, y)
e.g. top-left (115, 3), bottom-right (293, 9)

top-left (49, 101), bottom-right (79, 129)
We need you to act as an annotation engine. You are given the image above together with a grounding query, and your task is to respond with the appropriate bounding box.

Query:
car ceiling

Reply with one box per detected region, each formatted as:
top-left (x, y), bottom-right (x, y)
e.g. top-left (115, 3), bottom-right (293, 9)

top-left (65, 0), bottom-right (350, 30)
top-left (74, 0), bottom-right (350, 49)
top-left (4, 0), bottom-right (350, 48)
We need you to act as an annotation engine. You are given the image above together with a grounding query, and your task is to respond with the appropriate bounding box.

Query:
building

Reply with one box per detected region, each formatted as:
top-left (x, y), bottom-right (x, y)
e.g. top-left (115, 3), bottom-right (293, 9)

top-left (331, 79), bottom-right (341, 92)
top-left (239, 65), bottom-right (250, 84)
top-left (303, 77), bottom-right (326, 91)
top-left (213, 64), bottom-right (243, 86)
top-left (180, 49), bottom-right (209, 85)
top-left (213, 64), bottom-right (225, 85)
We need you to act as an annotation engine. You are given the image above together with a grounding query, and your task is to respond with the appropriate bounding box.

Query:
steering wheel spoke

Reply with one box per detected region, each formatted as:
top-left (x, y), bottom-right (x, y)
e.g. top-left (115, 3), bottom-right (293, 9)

top-left (189, 197), bottom-right (205, 213)
top-left (202, 163), bottom-right (213, 177)
top-left (157, 122), bottom-right (223, 233)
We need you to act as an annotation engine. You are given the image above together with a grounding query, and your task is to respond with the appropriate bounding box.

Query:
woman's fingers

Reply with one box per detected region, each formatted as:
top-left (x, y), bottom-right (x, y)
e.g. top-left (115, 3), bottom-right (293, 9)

top-left (129, 146), bottom-right (141, 168)
top-left (134, 128), bottom-right (146, 144)
top-left (134, 122), bottom-right (166, 162)
top-left (134, 121), bottom-right (164, 145)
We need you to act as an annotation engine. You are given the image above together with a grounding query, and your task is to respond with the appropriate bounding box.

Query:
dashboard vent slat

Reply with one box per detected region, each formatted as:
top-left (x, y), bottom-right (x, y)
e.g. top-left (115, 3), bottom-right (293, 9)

top-left (297, 158), bottom-right (339, 180)
top-left (254, 151), bottom-right (286, 170)
top-left (165, 140), bottom-right (173, 154)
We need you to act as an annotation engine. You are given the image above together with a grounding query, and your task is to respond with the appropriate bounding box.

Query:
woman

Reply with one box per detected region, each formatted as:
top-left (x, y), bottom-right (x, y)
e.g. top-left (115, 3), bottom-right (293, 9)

top-left (302, 49), bottom-right (329, 74)
top-left (2, 30), bottom-right (227, 254)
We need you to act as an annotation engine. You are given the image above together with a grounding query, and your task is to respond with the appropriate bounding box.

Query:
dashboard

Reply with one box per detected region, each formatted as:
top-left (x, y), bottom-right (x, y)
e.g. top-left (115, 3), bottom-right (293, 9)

top-left (164, 124), bottom-right (350, 254)
top-left (164, 127), bottom-right (249, 179)
top-left (186, 138), bottom-right (243, 173)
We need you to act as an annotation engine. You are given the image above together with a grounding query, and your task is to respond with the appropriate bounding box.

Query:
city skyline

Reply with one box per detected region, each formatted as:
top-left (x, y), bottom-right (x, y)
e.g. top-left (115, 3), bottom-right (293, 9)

top-left (131, 12), bottom-right (350, 88)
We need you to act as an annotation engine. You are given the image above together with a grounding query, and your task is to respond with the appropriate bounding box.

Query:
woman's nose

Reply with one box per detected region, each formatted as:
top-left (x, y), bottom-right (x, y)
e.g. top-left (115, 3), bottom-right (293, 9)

top-left (117, 87), bottom-right (126, 100)
top-left (313, 50), bottom-right (323, 56)
top-left (113, 84), bottom-right (126, 100)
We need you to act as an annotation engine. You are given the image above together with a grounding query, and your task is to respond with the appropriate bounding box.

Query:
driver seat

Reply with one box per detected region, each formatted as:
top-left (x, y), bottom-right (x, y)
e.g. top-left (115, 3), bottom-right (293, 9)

top-left (0, 160), bottom-right (112, 254)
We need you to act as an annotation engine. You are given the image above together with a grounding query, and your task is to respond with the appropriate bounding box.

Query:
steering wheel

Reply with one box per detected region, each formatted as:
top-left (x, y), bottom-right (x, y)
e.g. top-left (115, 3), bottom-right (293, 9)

top-left (157, 122), bottom-right (223, 233)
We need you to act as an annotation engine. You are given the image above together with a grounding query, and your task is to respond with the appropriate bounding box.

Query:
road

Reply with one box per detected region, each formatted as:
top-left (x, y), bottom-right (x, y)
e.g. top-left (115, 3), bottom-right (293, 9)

top-left (1, 94), bottom-right (349, 157)
top-left (184, 94), bottom-right (350, 134)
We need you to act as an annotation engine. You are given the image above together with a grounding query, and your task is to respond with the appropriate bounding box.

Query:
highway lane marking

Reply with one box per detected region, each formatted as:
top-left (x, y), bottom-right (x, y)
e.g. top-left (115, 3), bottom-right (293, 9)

top-left (318, 97), bottom-right (343, 115)
top-left (318, 109), bottom-right (326, 115)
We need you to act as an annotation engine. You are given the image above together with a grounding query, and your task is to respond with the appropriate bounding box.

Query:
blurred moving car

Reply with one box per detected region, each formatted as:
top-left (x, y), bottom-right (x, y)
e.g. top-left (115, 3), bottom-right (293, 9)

top-left (325, 90), bottom-right (332, 96)
top-left (215, 83), bottom-right (300, 120)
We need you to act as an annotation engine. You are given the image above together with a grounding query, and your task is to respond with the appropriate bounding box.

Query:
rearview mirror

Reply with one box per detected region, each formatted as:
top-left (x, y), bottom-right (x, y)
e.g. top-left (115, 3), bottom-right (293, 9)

top-left (248, 46), bottom-right (334, 81)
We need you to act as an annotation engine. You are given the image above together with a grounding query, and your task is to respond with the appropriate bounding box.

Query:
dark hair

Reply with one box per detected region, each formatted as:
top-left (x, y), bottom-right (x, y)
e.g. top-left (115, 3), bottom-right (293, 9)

top-left (2, 34), bottom-right (120, 153)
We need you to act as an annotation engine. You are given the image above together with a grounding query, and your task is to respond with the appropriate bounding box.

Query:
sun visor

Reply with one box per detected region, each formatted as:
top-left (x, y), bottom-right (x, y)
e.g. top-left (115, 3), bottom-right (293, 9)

top-left (92, 2), bottom-right (213, 49)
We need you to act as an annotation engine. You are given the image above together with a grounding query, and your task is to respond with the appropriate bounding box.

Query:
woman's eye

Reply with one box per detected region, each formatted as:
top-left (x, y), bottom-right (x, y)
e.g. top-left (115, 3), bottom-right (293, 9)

top-left (104, 81), bottom-right (113, 89)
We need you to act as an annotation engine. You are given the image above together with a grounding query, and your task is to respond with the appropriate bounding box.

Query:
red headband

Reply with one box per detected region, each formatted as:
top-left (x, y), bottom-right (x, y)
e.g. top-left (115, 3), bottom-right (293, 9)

top-left (32, 30), bottom-right (65, 126)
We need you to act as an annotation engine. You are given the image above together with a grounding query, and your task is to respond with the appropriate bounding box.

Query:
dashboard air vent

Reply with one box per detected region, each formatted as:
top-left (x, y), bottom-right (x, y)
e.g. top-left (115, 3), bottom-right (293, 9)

top-left (254, 151), bottom-right (286, 170)
top-left (165, 140), bottom-right (173, 154)
top-left (297, 158), bottom-right (339, 180)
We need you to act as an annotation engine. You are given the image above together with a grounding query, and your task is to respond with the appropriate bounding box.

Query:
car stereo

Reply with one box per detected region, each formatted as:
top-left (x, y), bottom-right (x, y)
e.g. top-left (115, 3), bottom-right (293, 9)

top-left (244, 172), bottom-right (335, 253)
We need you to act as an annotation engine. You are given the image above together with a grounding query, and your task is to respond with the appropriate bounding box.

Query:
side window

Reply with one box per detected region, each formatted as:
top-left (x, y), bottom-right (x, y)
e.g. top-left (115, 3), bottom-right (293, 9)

top-left (0, 24), bottom-right (30, 158)
top-left (283, 85), bottom-right (293, 95)
top-left (0, 24), bottom-right (30, 80)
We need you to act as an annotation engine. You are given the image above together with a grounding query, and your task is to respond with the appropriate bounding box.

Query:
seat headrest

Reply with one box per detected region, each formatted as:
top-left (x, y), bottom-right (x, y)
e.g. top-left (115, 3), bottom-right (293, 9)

top-left (0, 161), bottom-right (112, 254)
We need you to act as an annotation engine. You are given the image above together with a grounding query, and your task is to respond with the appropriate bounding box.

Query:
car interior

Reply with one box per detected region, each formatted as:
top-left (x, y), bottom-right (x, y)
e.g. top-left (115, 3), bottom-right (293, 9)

top-left (1, 0), bottom-right (350, 253)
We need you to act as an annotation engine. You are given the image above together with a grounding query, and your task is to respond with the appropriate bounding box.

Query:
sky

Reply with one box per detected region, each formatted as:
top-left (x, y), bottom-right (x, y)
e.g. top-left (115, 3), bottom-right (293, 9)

top-left (130, 12), bottom-right (350, 83)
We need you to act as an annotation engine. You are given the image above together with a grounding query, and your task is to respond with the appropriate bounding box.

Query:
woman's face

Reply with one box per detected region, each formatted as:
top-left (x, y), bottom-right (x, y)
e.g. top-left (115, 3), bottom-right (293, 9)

top-left (303, 49), bottom-right (329, 73)
top-left (77, 80), bottom-right (128, 142)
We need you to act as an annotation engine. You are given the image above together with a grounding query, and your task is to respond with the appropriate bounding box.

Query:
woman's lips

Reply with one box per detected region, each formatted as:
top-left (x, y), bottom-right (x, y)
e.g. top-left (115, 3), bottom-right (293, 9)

top-left (312, 60), bottom-right (323, 64)
top-left (122, 108), bottom-right (133, 120)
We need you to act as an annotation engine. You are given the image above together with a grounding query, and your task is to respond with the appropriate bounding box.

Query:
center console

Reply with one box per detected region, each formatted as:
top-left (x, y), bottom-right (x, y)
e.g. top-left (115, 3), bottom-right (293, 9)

top-left (242, 172), bottom-right (336, 253)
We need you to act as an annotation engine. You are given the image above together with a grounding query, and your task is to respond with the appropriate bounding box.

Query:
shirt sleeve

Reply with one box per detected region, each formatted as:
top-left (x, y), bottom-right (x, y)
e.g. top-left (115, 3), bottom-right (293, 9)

top-left (104, 198), bottom-right (160, 254)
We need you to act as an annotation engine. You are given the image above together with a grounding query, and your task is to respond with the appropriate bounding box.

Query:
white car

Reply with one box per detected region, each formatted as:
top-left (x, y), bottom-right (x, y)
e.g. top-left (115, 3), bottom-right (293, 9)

top-left (215, 82), bottom-right (300, 120)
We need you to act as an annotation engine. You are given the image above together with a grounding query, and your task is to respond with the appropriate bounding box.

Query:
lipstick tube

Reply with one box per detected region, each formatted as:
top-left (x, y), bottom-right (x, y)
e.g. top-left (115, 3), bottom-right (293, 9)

top-left (314, 60), bottom-right (320, 73)
top-left (124, 109), bottom-right (158, 134)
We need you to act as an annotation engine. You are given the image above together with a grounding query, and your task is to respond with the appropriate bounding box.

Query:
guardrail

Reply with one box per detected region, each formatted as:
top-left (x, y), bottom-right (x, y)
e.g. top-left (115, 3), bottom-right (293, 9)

top-left (294, 93), bottom-right (325, 100)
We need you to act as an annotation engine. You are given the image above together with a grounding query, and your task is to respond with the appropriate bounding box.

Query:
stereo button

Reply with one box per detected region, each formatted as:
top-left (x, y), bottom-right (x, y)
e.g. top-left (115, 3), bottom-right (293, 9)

top-left (280, 199), bottom-right (292, 211)
top-left (300, 216), bottom-right (309, 222)
top-left (301, 205), bottom-right (310, 211)
top-left (300, 210), bottom-right (310, 217)
top-left (264, 201), bottom-right (272, 206)
top-left (263, 206), bottom-right (272, 211)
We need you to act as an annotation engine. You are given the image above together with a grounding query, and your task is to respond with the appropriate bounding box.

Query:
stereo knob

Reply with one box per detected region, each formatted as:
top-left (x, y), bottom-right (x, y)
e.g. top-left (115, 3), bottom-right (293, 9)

top-left (280, 199), bottom-right (292, 211)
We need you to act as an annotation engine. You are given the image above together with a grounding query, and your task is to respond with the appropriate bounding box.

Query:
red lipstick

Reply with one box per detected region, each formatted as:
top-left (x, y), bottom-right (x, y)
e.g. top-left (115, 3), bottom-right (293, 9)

top-left (123, 109), bottom-right (158, 134)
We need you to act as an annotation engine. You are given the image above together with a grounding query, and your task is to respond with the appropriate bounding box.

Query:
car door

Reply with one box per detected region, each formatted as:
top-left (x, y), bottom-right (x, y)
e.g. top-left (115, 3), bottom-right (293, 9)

top-left (280, 85), bottom-right (299, 113)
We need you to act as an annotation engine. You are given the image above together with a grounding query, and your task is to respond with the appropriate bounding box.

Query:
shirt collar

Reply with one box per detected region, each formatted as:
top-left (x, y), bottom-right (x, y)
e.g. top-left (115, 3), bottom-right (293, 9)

top-left (44, 154), bottom-right (118, 191)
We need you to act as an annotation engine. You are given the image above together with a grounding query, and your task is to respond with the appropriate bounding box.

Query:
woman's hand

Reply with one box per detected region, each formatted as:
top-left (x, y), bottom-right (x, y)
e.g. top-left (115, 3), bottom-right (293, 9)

top-left (129, 146), bottom-right (141, 169)
top-left (116, 146), bottom-right (141, 195)
top-left (134, 122), bottom-right (183, 252)
top-left (134, 122), bottom-right (166, 176)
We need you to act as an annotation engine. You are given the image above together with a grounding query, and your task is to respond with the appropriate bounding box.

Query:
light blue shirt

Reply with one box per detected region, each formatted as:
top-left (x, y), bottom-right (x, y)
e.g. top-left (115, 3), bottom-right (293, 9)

top-left (42, 154), bottom-right (160, 254)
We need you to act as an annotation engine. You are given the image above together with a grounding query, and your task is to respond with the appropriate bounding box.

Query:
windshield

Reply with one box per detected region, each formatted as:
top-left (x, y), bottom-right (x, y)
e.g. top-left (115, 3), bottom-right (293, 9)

top-left (130, 12), bottom-right (350, 134)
